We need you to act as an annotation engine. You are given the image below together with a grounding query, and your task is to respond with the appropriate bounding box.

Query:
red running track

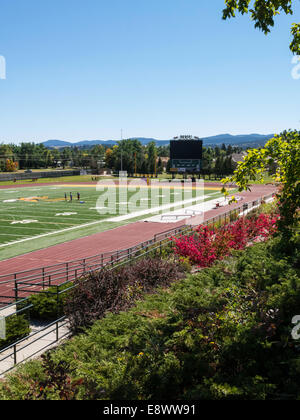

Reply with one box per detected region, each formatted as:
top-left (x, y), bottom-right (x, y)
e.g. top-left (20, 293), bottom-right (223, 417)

top-left (0, 221), bottom-right (183, 275)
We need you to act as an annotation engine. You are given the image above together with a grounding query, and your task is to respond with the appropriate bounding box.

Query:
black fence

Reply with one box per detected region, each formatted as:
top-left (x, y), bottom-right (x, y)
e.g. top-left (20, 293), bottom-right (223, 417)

top-left (0, 170), bottom-right (81, 182)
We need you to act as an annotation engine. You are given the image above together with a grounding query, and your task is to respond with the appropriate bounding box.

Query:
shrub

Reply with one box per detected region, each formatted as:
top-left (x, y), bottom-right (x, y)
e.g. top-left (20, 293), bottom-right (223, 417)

top-left (1, 234), bottom-right (299, 400)
top-left (65, 269), bottom-right (128, 333)
top-left (27, 282), bottom-right (72, 321)
top-left (65, 258), bottom-right (185, 333)
top-left (0, 315), bottom-right (30, 350)
top-left (246, 200), bottom-right (279, 219)
top-left (24, 353), bottom-right (93, 400)
top-left (173, 214), bottom-right (279, 267)
top-left (121, 257), bottom-right (185, 292)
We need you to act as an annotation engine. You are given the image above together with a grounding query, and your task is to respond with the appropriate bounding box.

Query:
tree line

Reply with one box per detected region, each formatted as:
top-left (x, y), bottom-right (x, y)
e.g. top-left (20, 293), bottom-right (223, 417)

top-left (0, 140), bottom-right (243, 177)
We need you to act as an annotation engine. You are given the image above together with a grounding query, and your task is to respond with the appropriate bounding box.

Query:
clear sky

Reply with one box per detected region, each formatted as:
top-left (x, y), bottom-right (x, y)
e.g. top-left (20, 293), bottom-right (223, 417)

top-left (0, 0), bottom-right (299, 143)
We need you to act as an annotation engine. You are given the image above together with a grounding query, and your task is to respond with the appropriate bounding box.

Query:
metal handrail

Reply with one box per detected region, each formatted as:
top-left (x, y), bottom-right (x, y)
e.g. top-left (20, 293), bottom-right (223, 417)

top-left (0, 317), bottom-right (70, 375)
top-left (0, 225), bottom-right (188, 282)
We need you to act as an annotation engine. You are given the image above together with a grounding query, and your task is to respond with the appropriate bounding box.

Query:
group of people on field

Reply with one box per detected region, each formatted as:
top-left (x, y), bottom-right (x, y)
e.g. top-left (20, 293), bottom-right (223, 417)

top-left (64, 192), bottom-right (81, 202)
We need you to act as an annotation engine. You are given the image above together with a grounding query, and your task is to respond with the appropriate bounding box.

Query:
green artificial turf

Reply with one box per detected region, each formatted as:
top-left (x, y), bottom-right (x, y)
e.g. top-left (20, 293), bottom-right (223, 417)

top-left (0, 183), bottom-right (223, 260)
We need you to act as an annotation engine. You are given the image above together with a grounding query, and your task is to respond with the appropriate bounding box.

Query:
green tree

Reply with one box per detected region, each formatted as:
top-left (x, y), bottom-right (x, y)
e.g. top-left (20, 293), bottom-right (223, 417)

top-left (226, 144), bottom-right (233, 156)
top-left (215, 146), bottom-right (221, 158)
top-left (157, 157), bottom-right (164, 174)
top-left (0, 144), bottom-right (14, 171)
top-left (224, 156), bottom-right (234, 175)
top-left (89, 145), bottom-right (105, 171)
top-left (146, 141), bottom-right (157, 174)
top-left (221, 2), bottom-right (300, 234)
top-left (105, 148), bottom-right (114, 169)
top-left (215, 156), bottom-right (223, 178)
top-left (222, 0), bottom-right (300, 54)
top-left (166, 158), bottom-right (171, 173)
top-left (222, 130), bottom-right (300, 234)
top-left (112, 139), bottom-right (145, 174)
top-left (61, 148), bottom-right (72, 169)
top-left (157, 145), bottom-right (170, 157)
top-left (71, 147), bottom-right (84, 167)
top-left (51, 149), bottom-right (61, 168)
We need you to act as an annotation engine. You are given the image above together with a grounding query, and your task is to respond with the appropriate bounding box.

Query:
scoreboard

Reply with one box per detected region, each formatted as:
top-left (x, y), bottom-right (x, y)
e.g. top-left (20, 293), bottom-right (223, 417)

top-left (170, 136), bottom-right (203, 173)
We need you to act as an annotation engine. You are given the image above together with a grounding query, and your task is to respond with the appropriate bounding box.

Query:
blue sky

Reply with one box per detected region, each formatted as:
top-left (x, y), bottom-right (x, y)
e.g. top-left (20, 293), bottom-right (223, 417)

top-left (0, 0), bottom-right (299, 143)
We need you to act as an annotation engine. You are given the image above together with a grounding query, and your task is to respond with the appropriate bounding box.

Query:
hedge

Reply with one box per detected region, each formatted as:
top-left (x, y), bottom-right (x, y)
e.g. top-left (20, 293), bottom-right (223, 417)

top-left (0, 233), bottom-right (299, 400)
top-left (0, 315), bottom-right (30, 350)
top-left (25, 282), bottom-right (73, 321)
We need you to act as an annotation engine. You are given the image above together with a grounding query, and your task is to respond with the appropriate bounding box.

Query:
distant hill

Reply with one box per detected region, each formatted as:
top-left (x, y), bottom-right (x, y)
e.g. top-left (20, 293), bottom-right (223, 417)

top-left (202, 133), bottom-right (274, 147)
top-left (42, 138), bottom-right (169, 148)
top-left (42, 134), bottom-right (274, 149)
top-left (42, 139), bottom-right (116, 148)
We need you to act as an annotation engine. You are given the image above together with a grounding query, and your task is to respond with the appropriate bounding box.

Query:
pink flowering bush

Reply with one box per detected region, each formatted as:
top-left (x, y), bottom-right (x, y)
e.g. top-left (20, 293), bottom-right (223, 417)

top-left (174, 214), bottom-right (279, 268)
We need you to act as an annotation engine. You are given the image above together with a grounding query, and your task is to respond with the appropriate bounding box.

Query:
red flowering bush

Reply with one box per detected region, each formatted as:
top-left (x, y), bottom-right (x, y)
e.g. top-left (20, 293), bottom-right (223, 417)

top-left (174, 226), bottom-right (218, 267)
top-left (248, 213), bottom-right (279, 240)
top-left (173, 214), bottom-right (279, 268)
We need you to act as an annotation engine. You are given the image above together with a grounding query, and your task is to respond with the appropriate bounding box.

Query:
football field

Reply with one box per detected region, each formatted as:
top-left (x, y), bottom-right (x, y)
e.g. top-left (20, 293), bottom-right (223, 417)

top-left (0, 182), bottom-right (224, 259)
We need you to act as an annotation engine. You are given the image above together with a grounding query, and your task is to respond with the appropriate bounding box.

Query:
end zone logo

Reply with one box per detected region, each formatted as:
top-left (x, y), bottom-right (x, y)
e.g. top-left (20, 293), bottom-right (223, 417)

top-left (19, 196), bottom-right (65, 203)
